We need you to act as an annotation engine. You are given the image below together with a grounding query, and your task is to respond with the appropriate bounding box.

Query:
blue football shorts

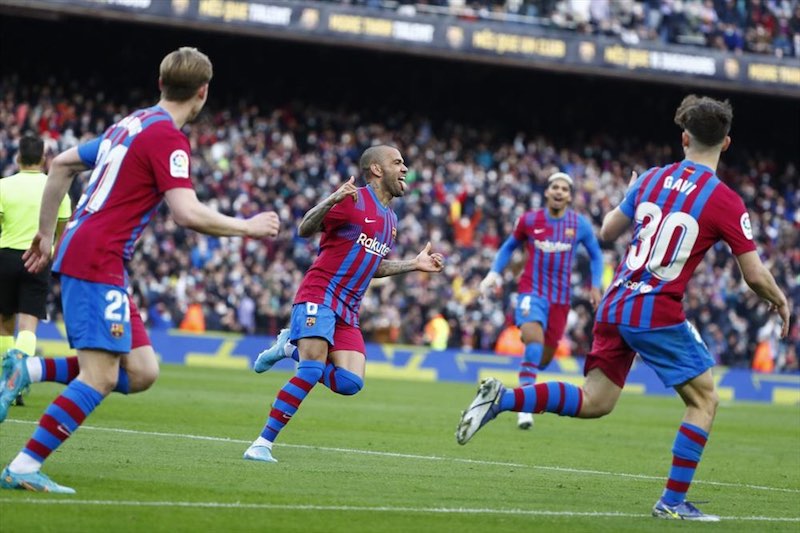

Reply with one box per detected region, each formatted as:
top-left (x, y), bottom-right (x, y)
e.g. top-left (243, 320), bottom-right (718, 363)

top-left (514, 293), bottom-right (550, 329)
top-left (290, 302), bottom-right (338, 346)
top-left (620, 321), bottom-right (715, 387)
top-left (60, 275), bottom-right (132, 353)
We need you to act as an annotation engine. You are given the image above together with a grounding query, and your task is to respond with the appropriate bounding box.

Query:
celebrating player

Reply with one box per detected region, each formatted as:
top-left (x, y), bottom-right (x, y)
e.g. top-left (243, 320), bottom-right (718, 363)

top-left (479, 171), bottom-right (603, 430)
top-left (456, 95), bottom-right (790, 521)
top-left (243, 145), bottom-right (445, 463)
top-left (0, 47), bottom-right (280, 494)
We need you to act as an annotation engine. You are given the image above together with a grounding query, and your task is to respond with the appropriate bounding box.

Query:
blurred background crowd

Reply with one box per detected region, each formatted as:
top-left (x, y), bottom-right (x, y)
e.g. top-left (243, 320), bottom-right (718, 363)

top-left (1, 74), bottom-right (797, 372)
top-left (332, 0), bottom-right (800, 57)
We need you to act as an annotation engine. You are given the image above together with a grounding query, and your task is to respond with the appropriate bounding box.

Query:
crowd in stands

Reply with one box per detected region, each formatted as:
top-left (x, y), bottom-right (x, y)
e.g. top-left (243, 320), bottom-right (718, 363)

top-left (0, 76), bottom-right (797, 372)
top-left (336, 0), bottom-right (800, 57)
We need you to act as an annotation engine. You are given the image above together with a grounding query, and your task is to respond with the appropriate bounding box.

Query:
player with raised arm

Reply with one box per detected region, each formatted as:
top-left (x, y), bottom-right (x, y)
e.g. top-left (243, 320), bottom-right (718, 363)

top-left (243, 145), bottom-right (444, 463)
top-left (479, 171), bottom-right (603, 430)
top-left (0, 47), bottom-right (280, 494)
top-left (455, 95), bottom-right (790, 521)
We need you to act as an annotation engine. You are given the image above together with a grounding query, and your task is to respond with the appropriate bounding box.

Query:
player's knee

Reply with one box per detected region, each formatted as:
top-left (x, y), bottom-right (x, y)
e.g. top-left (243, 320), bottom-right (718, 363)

top-left (333, 372), bottom-right (364, 396)
top-left (579, 392), bottom-right (616, 418)
top-left (131, 364), bottom-right (159, 393)
top-left (125, 349), bottom-right (160, 393)
top-left (297, 360), bottom-right (325, 383)
top-left (701, 388), bottom-right (719, 417)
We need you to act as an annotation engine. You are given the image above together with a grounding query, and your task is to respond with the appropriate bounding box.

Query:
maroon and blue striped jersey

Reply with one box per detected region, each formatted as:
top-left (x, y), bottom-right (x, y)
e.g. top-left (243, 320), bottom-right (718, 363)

top-left (597, 159), bottom-right (756, 328)
top-left (295, 186), bottom-right (397, 327)
top-left (512, 209), bottom-right (603, 304)
top-left (53, 106), bottom-right (194, 286)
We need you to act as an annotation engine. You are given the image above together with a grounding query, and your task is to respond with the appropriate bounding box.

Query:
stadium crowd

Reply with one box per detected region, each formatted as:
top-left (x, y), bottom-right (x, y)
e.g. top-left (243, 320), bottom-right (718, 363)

top-left (0, 76), bottom-right (797, 372)
top-left (338, 0), bottom-right (800, 57)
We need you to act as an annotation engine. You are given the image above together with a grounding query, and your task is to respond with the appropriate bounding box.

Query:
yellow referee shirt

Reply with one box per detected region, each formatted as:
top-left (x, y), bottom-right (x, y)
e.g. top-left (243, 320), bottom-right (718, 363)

top-left (0, 170), bottom-right (72, 250)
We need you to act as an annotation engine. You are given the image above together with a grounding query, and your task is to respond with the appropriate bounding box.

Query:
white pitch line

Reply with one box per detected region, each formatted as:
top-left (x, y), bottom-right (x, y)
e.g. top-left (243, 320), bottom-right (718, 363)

top-left (0, 499), bottom-right (798, 522)
top-left (5, 419), bottom-right (800, 495)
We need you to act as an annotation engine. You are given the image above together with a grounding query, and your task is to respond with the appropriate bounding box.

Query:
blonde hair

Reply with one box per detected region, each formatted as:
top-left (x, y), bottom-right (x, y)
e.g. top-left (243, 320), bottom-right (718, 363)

top-left (159, 47), bottom-right (213, 102)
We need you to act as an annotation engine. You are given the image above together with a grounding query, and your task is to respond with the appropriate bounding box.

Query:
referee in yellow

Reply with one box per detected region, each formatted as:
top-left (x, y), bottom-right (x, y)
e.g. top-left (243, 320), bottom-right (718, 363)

top-left (0, 133), bottom-right (71, 372)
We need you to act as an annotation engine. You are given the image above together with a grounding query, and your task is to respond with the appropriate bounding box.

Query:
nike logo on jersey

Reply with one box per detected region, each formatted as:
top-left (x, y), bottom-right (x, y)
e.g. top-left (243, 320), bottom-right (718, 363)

top-left (534, 228), bottom-right (546, 234)
top-left (364, 218), bottom-right (377, 223)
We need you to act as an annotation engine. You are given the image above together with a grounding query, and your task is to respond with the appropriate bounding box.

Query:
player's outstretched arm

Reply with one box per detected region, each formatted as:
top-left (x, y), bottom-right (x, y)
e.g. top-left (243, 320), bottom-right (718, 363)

top-left (23, 147), bottom-right (87, 273)
top-left (578, 216), bottom-right (605, 309)
top-left (298, 176), bottom-right (358, 238)
top-left (736, 251), bottom-right (791, 337)
top-left (165, 188), bottom-right (279, 238)
top-left (599, 207), bottom-right (632, 242)
top-left (599, 171), bottom-right (638, 243)
top-left (479, 235), bottom-right (521, 297)
top-left (374, 242), bottom-right (444, 278)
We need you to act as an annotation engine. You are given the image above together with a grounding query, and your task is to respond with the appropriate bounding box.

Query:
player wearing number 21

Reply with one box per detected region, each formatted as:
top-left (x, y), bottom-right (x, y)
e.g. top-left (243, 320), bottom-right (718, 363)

top-left (456, 95), bottom-right (790, 521)
top-left (1, 48), bottom-right (280, 494)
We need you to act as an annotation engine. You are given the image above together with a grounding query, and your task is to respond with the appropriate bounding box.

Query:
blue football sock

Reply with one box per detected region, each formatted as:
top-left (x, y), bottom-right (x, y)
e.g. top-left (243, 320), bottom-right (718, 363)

top-left (662, 423), bottom-right (709, 505)
top-left (22, 380), bottom-right (104, 464)
top-left (321, 363), bottom-right (364, 395)
top-left (260, 360), bottom-right (324, 443)
top-left (519, 343), bottom-right (543, 386)
top-left (499, 382), bottom-right (582, 417)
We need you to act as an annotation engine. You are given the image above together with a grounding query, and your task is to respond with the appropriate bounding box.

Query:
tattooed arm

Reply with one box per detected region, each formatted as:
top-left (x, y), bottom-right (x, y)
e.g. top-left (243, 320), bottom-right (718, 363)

top-left (374, 242), bottom-right (444, 278)
top-left (373, 259), bottom-right (418, 278)
top-left (298, 177), bottom-right (358, 238)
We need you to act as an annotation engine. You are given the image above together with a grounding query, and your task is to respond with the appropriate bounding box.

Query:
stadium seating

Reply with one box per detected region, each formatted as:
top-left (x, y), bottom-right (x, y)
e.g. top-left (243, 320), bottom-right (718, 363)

top-left (0, 76), bottom-right (796, 372)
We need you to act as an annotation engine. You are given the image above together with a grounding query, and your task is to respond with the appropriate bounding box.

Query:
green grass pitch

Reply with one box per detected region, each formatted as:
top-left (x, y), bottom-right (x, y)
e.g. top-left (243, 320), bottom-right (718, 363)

top-left (1, 364), bottom-right (798, 532)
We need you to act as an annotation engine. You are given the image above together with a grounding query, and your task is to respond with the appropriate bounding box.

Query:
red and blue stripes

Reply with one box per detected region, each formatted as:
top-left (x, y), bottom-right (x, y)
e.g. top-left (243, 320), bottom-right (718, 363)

top-left (662, 423), bottom-right (709, 505)
top-left (498, 381), bottom-right (583, 417)
top-left (598, 161), bottom-right (722, 328)
top-left (518, 210), bottom-right (579, 305)
top-left (260, 361), bottom-right (324, 443)
top-left (319, 187), bottom-right (397, 326)
top-left (22, 380), bottom-right (103, 464)
top-left (40, 357), bottom-right (79, 384)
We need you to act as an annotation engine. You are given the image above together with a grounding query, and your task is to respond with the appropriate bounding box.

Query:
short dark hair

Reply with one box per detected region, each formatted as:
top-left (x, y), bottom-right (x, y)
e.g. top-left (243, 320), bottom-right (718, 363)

top-left (18, 133), bottom-right (44, 166)
top-left (674, 95), bottom-right (733, 148)
top-left (359, 145), bottom-right (397, 179)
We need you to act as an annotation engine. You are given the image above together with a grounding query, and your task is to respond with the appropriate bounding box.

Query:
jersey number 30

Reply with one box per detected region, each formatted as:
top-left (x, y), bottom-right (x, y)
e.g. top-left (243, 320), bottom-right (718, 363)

top-left (625, 202), bottom-right (699, 282)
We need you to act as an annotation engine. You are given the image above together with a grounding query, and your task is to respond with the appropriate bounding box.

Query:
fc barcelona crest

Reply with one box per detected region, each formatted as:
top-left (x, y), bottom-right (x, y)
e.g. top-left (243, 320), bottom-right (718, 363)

top-left (565, 228), bottom-right (575, 238)
top-left (306, 317), bottom-right (316, 327)
top-left (391, 227), bottom-right (397, 240)
top-left (110, 323), bottom-right (125, 338)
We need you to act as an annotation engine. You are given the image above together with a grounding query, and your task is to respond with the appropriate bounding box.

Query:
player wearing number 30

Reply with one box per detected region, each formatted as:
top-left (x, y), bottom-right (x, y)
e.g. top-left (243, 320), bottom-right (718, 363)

top-left (1, 48), bottom-right (280, 494)
top-left (456, 95), bottom-right (790, 521)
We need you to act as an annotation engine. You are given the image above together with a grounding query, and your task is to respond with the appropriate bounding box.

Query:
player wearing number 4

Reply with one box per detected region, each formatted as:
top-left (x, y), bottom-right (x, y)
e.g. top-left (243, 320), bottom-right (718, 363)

top-left (457, 95), bottom-right (791, 521)
top-left (244, 145), bottom-right (445, 463)
top-left (479, 171), bottom-right (603, 430)
top-left (1, 47), bottom-right (280, 494)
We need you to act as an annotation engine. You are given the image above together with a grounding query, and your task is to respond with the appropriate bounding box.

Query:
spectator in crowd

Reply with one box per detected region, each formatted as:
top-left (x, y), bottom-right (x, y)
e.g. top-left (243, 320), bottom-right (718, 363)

top-left (326, 0), bottom-right (800, 57)
top-left (424, 308), bottom-right (451, 350)
top-left (0, 76), bottom-right (796, 373)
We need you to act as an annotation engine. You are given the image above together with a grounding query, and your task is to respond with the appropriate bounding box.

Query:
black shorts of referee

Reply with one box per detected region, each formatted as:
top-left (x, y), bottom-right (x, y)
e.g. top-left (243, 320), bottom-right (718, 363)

top-left (0, 248), bottom-right (50, 319)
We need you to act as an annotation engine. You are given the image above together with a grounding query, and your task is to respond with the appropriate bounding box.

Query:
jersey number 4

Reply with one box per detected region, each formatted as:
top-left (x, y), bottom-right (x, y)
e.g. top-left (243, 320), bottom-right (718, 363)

top-left (625, 202), bottom-right (699, 282)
